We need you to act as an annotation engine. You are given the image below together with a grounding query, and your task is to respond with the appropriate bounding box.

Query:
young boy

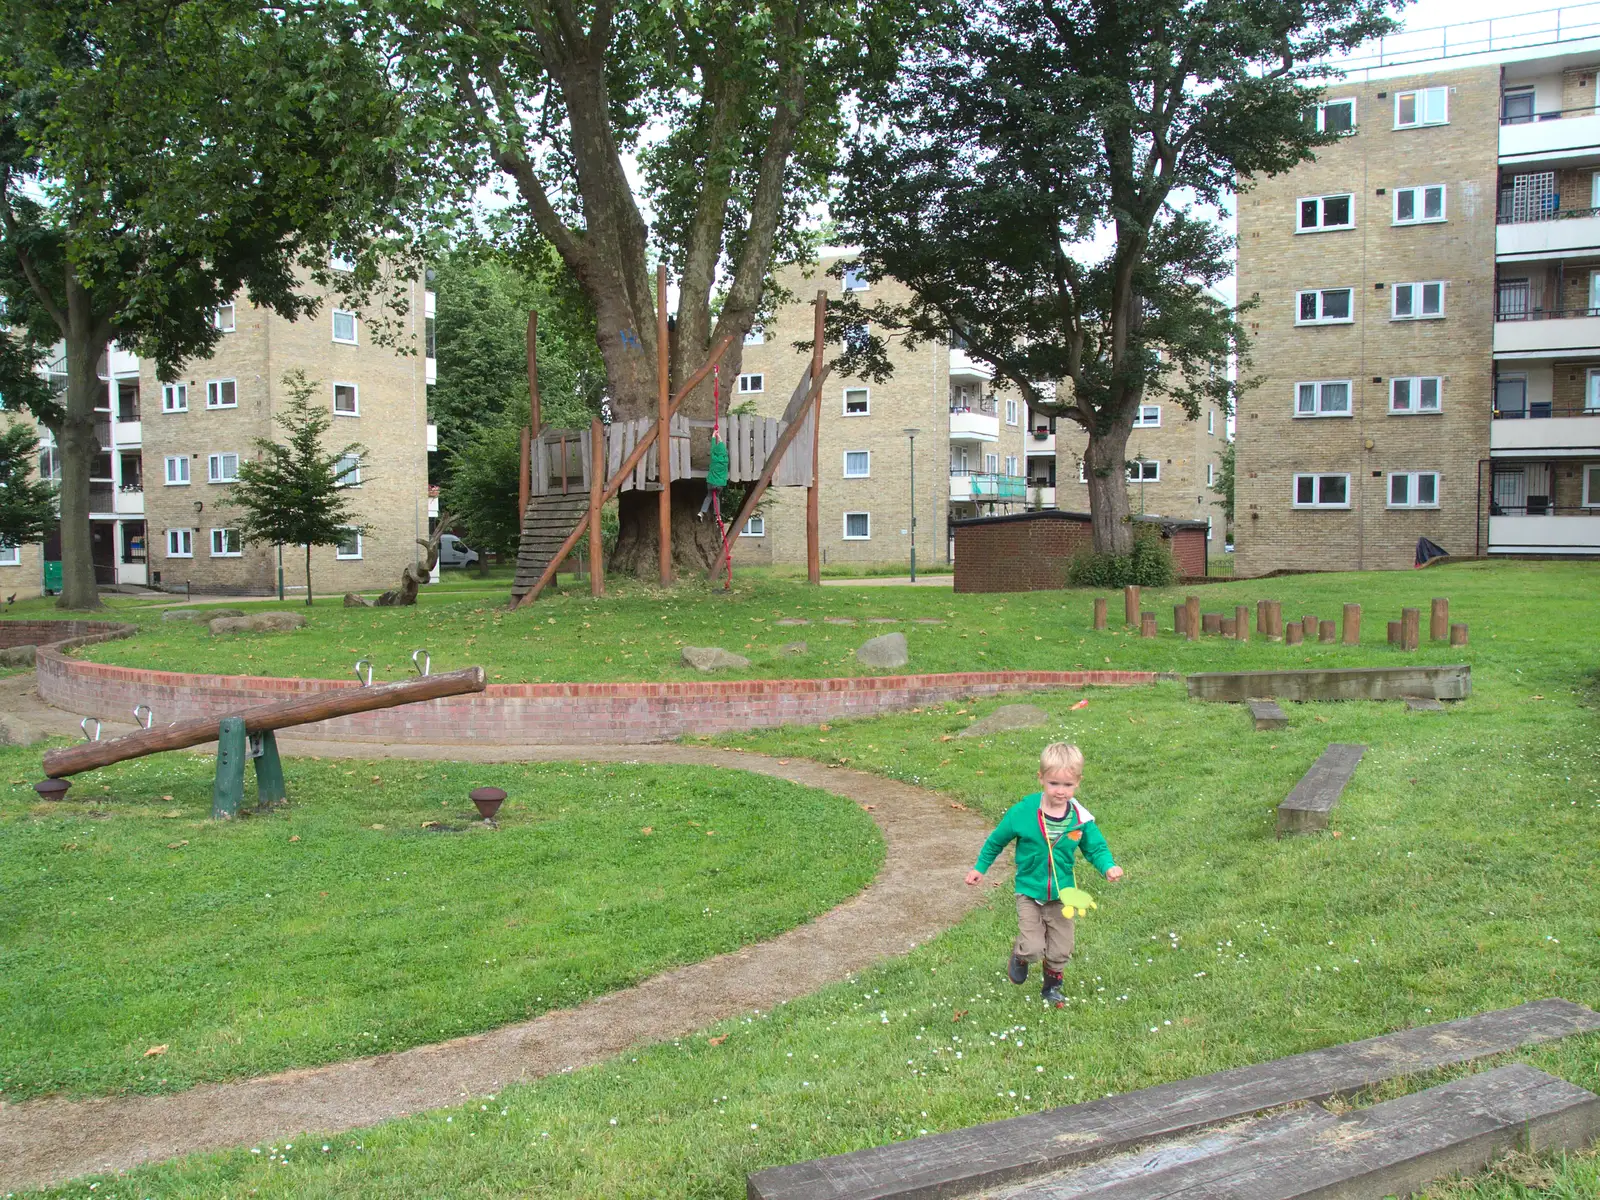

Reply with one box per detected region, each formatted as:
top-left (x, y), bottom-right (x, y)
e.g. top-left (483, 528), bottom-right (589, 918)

top-left (965, 742), bottom-right (1123, 1006)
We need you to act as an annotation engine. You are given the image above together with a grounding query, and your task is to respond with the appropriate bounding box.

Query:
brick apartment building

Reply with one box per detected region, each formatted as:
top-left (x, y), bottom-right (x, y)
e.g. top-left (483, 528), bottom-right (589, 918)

top-left (1236, 43), bottom-right (1600, 574)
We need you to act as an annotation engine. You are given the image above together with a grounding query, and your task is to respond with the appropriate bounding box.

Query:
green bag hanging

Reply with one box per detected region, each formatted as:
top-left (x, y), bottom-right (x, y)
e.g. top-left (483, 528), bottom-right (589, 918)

top-left (707, 436), bottom-right (730, 488)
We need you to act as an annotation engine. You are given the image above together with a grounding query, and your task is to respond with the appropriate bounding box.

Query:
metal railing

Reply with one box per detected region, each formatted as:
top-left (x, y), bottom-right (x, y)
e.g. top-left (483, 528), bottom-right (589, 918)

top-left (1488, 502), bottom-right (1595, 516)
top-left (1493, 305), bottom-right (1600, 321)
top-left (1497, 202), bottom-right (1600, 224)
top-left (1493, 402), bottom-right (1600, 418)
top-left (1328, 2), bottom-right (1600, 72)
top-left (948, 401), bottom-right (996, 415)
top-left (1501, 104), bottom-right (1600, 126)
top-left (950, 471), bottom-right (1027, 501)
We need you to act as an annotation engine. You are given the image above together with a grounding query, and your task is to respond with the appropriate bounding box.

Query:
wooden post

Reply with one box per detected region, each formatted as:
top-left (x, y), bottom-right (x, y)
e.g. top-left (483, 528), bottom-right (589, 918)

top-left (1402, 606), bottom-right (1421, 651)
top-left (1202, 612), bottom-right (1222, 635)
top-left (1302, 614), bottom-right (1318, 634)
top-left (1235, 605), bottom-right (1249, 642)
top-left (1174, 604), bottom-right (1187, 636)
top-left (1140, 612), bottom-right (1157, 638)
top-left (1387, 620), bottom-right (1401, 646)
top-left (1342, 603), bottom-right (1361, 645)
top-left (1430, 598), bottom-right (1449, 641)
top-left (1319, 619), bottom-right (1336, 643)
top-left (1266, 601), bottom-right (1283, 640)
top-left (1286, 621), bottom-right (1304, 646)
top-left (1221, 616), bottom-right (1236, 637)
top-left (1450, 622), bottom-right (1468, 646)
top-left (656, 265), bottom-right (672, 586)
top-left (518, 425), bottom-right (531, 525)
top-left (1185, 595), bottom-right (1200, 642)
top-left (1257, 598), bottom-right (1268, 635)
top-left (526, 312), bottom-right (541, 436)
top-left (1124, 584), bottom-right (1140, 626)
top-left (588, 418), bottom-right (604, 598)
top-left (1093, 598), bottom-right (1107, 630)
top-left (806, 290), bottom-right (825, 585)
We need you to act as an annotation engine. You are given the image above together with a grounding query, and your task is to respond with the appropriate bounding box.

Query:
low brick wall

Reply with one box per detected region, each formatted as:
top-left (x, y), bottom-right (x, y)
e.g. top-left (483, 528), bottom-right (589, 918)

top-left (953, 511), bottom-right (1209, 593)
top-left (35, 647), bottom-right (1160, 745)
top-left (0, 620), bottom-right (136, 650)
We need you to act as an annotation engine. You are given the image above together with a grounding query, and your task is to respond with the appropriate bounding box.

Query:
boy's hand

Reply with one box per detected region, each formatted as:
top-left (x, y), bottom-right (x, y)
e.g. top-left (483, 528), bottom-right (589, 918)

top-left (965, 869), bottom-right (984, 886)
top-left (1106, 865), bottom-right (1124, 882)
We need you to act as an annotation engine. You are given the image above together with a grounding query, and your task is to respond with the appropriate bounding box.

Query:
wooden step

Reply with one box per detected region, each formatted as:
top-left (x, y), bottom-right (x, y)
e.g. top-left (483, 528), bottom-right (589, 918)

top-left (990, 1065), bottom-right (1600, 1200)
top-left (745, 999), bottom-right (1600, 1200)
top-left (1277, 743), bottom-right (1364, 838)
top-left (1246, 699), bottom-right (1286, 731)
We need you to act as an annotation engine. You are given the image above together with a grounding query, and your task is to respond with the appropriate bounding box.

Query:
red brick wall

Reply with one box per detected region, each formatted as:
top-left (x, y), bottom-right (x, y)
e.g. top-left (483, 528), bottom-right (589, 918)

top-left (1171, 529), bottom-right (1207, 578)
top-left (0, 620), bottom-right (134, 649)
top-left (954, 517), bottom-right (1207, 592)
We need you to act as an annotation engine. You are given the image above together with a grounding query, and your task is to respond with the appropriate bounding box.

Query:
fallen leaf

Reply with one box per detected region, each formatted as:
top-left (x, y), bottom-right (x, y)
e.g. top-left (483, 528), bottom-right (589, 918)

top-left (1531, 694), bottom-right (1545, 701)
top-left (369, 823), bottom-right (386, 831)
top-left (708, 1035), bottom-right (728, 1046)
top-left (818, 723), bottom-right (831, 731)
top-left (1332, 830), bottom-right (1343, 838)
top-left (143, 1044), bottom-right (168, 1058)
top-left (938, 734), bottom-right (955, 742)
top-left (860, 804), bottom-right (876, 811)
top-left (288, 835), bottom-right (300, 843)
top-left (640, 826), bottom-right (653, 835)
top-left (951, 1009), bottom-right (969, 1023)
top-left (948, 801), bottom-right (970, 812)
top-left (422, 821), bottom-right (442, 829)
top-left (776, 759), bottom-right (790, 765)
top-left (166, 840), bottom-right (189, 849)
top-left (1071, 699), bottom-right (1090, 711)
top-left (62, 842), bottom-right (80, 851)
top-left (161, 795), bottom-right (173, 801)
top-left (705, 829), bottom-right (716, 836)
top-left (371, 776), bottom-right (382, 784)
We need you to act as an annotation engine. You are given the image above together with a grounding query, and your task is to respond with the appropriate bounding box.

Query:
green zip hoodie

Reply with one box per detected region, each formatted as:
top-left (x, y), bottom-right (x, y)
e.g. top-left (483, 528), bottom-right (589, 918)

top-left (974, 793), bottom-right (1115, 903)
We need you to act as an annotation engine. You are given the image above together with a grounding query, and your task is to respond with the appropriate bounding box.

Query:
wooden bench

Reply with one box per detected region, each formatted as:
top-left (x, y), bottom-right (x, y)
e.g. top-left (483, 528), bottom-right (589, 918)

top-left (1276, 743), bottom-right (1365, 838)
top-left (1247, 699), bottom-right (1286, 731)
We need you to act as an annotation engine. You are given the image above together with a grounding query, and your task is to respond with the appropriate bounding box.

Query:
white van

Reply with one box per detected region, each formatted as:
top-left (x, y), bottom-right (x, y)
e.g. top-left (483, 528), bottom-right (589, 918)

top-left (437, 533), bottom-right (479, 568)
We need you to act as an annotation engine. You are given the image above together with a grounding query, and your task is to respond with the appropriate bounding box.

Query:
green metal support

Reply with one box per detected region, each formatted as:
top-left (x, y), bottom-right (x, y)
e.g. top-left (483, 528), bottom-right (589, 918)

top-left (252, 730), bottom-right (287, 808)
top-left (212, 719), bottom-right (289, 819)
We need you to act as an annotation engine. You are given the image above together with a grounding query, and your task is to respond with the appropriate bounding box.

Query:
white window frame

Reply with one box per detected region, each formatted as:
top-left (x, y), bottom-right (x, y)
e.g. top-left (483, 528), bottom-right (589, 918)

top-left (1296, 193), bottom-right (1355, 233)
top-left (1292, 473), bottom-right (1352, 509)
top-left (1586, 369), bottom-right (1600, 412)
top-left (335, 452), bottom-right (362, 487)
top-left (1296, 288), bottom-right (1354, 326)
top-left (842, 511), bottom-right (871, 540)
top-left (1390, 376), bottom-right (1443, 414)
top-left (1207, 410), bottom-right (1215, 435)
top-left (1387, 471), bottom-right (1440, 509)
top-left (843, 450), bottom-right (871, 478)
top-left (1393, 185), bottom-right (1447, 225)
top-left (161, 383), bottom-right (188, 413)
top-left (743, 325), bottom-right (765, 346)
top-left (1316, 98), bottom-right (1356, 134)
top-left (164, 455), bottom-right (190, 486)
top-left (207, 452), bottom-right (239, 483)
top-left (334, 527), bottom-right (363, 559)
top-left (1294, 379), bottom-right (1353, 418)
top-left (743, 514), bottom-right (766, 537)
top-left (1583, 464), bottom-right (1600, 507)
top-left (1005, 397), bottom-right (1019, 425)
top-left (1127, 459), bottom-right (1160, 483)
top-left (1077, 461), bottom-right (1087, 484)
top-left (1132, 404), bottom-right (1161, 428)
top-left (212, 303), bottom-right (236, 333)
top-left (1394, 86), bottom-right (1448, 129)
top-left (332, 382), bottom-right (359, 416)
top-left (1004, 454), bottom-right (1019, 476)
top-left (1207, 462), bottom-right (1216, 486)
top-left (842, 387), bottom-right (870, 416)
top-left (206, 379), bottom-right (237, 409)
top-left (985, 452), bottom-right (999, 473)
top-left (1392, 281), bottom-right (1445, 321)
top-left (331, 309), bottom-right (358, 345)
top-left (842, 264), bottom-right (870, 293)
top-left (737, 373), bottom-right (764, 394)
top-left (166, 528), bottom-right (194, 558)
top-left (209, 527), bottom-right (243, 557)
top-left (0, 545), bottom-right (20, 567)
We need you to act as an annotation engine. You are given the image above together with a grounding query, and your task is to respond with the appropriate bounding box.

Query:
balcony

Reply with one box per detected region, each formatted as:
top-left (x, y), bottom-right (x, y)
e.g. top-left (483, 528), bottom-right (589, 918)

top-left (113, 485), bottom-right (144, 516)
top-left (1028, 485), bottom-right (1056, 509)
top-left (949, 347), bottom-right (993, 383)
top-left (426, 422), bottom-right (438, 452)
top-left (1491, 405), bottom-right (1600, 456)
top-left (1488, 512), bottom-right (1600, 554)
top-left (1496, 207), bottom-right (1600, 260)
top-left (425, 355), bottom-right (437, 386)
top-left (1493, 308), bottom-right (1600, 358)
top-left (949, 406), bottom-right (999, 442)
top-left (1500, 109), bottom-right (1600, 167)
top-left (1026, 429), bottom-right (1056, 454)
top-left (112, 419), bottom-right (141, 448)
top-left (949, 471), bottom-right (1026, 504)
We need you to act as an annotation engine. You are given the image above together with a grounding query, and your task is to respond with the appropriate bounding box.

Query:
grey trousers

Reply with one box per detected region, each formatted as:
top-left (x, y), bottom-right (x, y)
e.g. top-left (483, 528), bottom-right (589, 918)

top-left (1014, 894), bottom-right (1075, 973)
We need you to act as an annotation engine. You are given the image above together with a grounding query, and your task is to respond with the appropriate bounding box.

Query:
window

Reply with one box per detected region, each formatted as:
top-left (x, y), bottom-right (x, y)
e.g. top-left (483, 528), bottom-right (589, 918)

top-left (1004, 454), bottom-right (1018, 475)
top-left (1390, 376), bottom-right (1442, 413)
top-left (166, 528), bottom-right (194, 557)
top-left (1584, 464), bottom-right (1600, 507)
top-left (0, 545), bottom-right (19, 566)
top-left (1315, 98), bottom-right (1355, 133)
top-left (207, 452), bottom-right (239, 483)
top-left (737, 374), bottom-right (764, 394)
top-left (38, 442), bottom-right (60, 481)
top-left (332, 309), bottom-right (358, 344)
top-left (985, 452), bottom-right (999, 473)
top-left (1005, 398), bottom-right (1019, 425)
top-left (1132, 404), bottom-right (1161, 427)
top-left (1502, 87), bottom-right (1536, 125)
top-left (842, 264), bottom-right (869, 292)
top-left (1207, 410), bottom-right (1215, 435)
top-left (1297, 193), bottom-right (1354, 232)
top-left (212, 303), bottom-right (236, 332)
top-left (1296, 288), bottom-right (1353, 325)
top-left (335, 527), bottom-right (363, 559)
top-left (1387, 471), bottom-right (1440, 508)
top-left (1586, 369), bottom-right (1600, 412)
top-left (333, 383), bottom-right (359, 415)
top-left (1292, 473), bottom-right (1351, 509)
top-left (164, 456), bottom-right (190, 485)
top-left (209, 528), bottom-right (243, 557)
top-left (1207, 462), bottom-right (1216, 486)
top-left (843, 450), bottom-right (870, 478)
top-left (743, 325), bottom-right (765, 346)
top-left (162, 383), bottom-right (188, 413)
top-left (1207, 516), bottom-right (1214, 542)
top-left (743, 514), bottom-right (766, 537)
top-left (843, 322), bottom-right (871, 355)
top-left (1127, 459), bottom-right (1159, 483)
top-left (843, 511), bottom-right (870, 539)
top-left (1393, 281), bottom-right (1445, 320)
top-left (1294, 380), bottom-right (1352, 417)
top-left (1077, 461), bottom-right (1086, 483)
top-left (1395, 86), bottom-right (1448, 128)
top-left (425, 315), bottom-right (436, 359)
top-left (335, 453), bottom-right (361, 487)
top-left (206, 379), bottom-right (237, 409)
top-left (329, 253), bottom-right (356, 273)
top-left (843, 387), bottom-right (869, 416)
top-left (1394, 185), bottom-right (1446, 224)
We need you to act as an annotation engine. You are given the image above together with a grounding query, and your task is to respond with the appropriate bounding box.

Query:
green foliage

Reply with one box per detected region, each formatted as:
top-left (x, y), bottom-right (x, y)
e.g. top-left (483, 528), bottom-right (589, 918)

top-left (438, 414), bottom-right (524, 562)
top-left (1212, 441), bottom-right (1235, 524)
top-left (1067, 532), bottom-right (1177, 588)
top-left (0, 420), bottom-right (54, 548)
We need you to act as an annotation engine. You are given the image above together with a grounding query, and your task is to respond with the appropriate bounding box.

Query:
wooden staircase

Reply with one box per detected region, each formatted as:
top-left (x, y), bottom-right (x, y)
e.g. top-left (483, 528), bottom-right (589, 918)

top-left (510, 493), bottom-right (592, 600)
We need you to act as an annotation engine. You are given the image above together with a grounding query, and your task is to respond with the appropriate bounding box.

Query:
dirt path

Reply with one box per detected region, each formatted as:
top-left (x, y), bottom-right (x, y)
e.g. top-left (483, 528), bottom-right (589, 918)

top-left (0, 727), bottom-right (997, 1193)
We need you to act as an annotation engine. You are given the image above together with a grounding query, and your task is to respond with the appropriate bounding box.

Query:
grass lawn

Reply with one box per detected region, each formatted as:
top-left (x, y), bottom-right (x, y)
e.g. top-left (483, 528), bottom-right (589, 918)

top-left (56, 557), bottom-right (1587, 685)
top-left (0, 750), bottom-right (881, 1102)
top-left (18, 560), bottom-right (1600, 1198)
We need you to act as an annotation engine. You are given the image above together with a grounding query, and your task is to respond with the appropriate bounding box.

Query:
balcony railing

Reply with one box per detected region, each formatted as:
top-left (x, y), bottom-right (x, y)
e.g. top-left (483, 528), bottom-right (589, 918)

top-left (1501, 104), bottom-right (1600, 127)
top-left (1493, 402), bottom-right (1600, 418)
top-left (1497, 202), bottom-right (1600, 224)
top-left (1488, 502), bottom-right (1593, 517)
top-left (951, 470), bottom-right (1026, 501)
top-left (1493, 304), bottom-right (1600, 321)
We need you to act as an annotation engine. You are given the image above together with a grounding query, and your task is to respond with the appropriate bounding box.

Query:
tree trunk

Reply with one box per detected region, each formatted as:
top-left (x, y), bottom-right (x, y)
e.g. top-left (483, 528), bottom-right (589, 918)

top-left (608, 483), bottom-right (725, 578)
top-left (305, 543), bottom-right (314, 606)
top-left (54, 324), bottom-right (108, 611)
top-left (1084, 420), bottom-right (1136, 555)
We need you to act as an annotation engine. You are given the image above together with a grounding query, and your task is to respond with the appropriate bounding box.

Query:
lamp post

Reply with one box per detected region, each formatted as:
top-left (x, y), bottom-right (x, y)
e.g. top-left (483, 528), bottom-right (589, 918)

top-left (904, 427), bottom-right (921, 582)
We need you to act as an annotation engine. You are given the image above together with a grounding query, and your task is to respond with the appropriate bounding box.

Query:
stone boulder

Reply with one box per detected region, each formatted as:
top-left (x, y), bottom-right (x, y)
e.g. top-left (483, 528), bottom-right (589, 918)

top-left (959, 703), bottom-right (1050, 738)
top-left (209, 611), bottom-right (307, 635)
top-left (681, 646), bottom-right (751, 672)
top-left (780, 640), bottom-right (808, 655)
top-left (856, 632), bottom-right (909, 669)
top-left (344, 592), bottom-right (374, 608)
top-left (0, 644), bottom-right (36, 667)
top-left (163, 607), bottom-right (244, 622)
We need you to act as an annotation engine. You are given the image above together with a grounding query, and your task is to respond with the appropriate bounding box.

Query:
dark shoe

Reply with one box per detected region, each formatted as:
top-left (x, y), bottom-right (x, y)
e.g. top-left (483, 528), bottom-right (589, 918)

top-left (1007, 952), bottom-right (1029, 985)
top-left (1041, 970), bottom-right (1065, 1007)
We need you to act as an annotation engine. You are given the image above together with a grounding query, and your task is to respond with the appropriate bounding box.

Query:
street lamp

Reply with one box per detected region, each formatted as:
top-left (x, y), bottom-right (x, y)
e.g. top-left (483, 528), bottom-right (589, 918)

top-left (904, 427), bottom-right (922, 582)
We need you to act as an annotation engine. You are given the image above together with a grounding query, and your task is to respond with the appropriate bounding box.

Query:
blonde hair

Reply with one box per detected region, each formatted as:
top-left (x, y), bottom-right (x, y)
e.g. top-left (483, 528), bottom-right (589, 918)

top-left (1039, 742), bottom-right (1085, 778)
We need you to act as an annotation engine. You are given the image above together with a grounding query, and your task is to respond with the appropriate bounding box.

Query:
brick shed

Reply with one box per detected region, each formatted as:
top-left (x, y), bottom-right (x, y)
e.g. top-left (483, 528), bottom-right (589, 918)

top-left (952, 510), bottom-right (1209, 593)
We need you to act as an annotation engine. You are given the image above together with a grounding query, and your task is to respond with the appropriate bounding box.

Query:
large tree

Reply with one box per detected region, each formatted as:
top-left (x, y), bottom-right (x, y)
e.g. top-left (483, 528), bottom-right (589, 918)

top-left (832, 0), bottom-right (1398, 553)
top-left (382, 0), bottom-right (936, 575)
top-left (0, 0), bottom-right (423, 608)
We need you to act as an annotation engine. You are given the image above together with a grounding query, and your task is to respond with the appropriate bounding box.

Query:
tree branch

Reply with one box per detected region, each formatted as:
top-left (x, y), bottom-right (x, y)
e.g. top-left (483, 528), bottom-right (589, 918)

top-left (0, 176), bottom-right (68, 334)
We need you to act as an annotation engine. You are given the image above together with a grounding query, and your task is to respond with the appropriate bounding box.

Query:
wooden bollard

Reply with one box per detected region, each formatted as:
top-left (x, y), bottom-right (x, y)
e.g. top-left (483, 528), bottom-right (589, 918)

top-left (1140, 612), bottom-right (1157, 638)
top-left (1201, 612), bottom-right (1222, 635)
top-left (1256, 598), bottom-right (1268, 635)
top-left (1387, 620), bottom-right (1401, 645)
top-left (1285, 621), bottom-right (1304, 646)
top-left (1430, 598), bottom-right (1449, 641)
top-left (1318, 619), bottom-right (1336, 643)
top-left (1235, 604), bottom-right (1250, 642)
top-left (1221, 616), bottom-right (1237, 638)
top-left (1174, 604), bottom-right (1187, 636)
top-left (1450, 622), bottom-right (1468, 646)
top-left (1266, 601), bottom-right (1283, 640)
top-left (1302, 614), bottom-right (1318, 635)
top-left (1185, 596), bottom-right (1200, 642)
top-left (1124, 585), bottom-right (1141, 627)
top-left (1402, 607), bottom-right (1421, 651)
top-left (1093, 598), bottom-right (1108, 631)
top-left (1342, 603), bottom-right (1361, 645)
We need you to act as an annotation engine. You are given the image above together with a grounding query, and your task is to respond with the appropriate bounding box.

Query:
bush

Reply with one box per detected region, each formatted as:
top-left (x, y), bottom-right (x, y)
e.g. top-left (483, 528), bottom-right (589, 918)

top-left (1066, 531), bottom-right (1177, 588)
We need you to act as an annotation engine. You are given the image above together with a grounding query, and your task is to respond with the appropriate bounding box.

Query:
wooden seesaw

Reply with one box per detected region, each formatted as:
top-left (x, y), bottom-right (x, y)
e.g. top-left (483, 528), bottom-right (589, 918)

top-left (39, 666), bottom-right (487, 819)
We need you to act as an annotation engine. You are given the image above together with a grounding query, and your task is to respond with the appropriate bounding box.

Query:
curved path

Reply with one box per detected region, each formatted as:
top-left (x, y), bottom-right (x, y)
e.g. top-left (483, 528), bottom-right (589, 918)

top-left (0, 723), bottom-right (998, 1193)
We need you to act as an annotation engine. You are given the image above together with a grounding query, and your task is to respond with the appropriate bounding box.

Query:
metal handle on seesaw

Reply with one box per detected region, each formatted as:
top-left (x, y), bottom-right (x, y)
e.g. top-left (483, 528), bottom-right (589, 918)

top-left (80, 717), bottom-right (101, 741)
top-left (354, 659), bottom-right (373, 687)
top-left (411, 649), bottom-right (431, 677)
top-left (133, 704), bottom-right (153, 730)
